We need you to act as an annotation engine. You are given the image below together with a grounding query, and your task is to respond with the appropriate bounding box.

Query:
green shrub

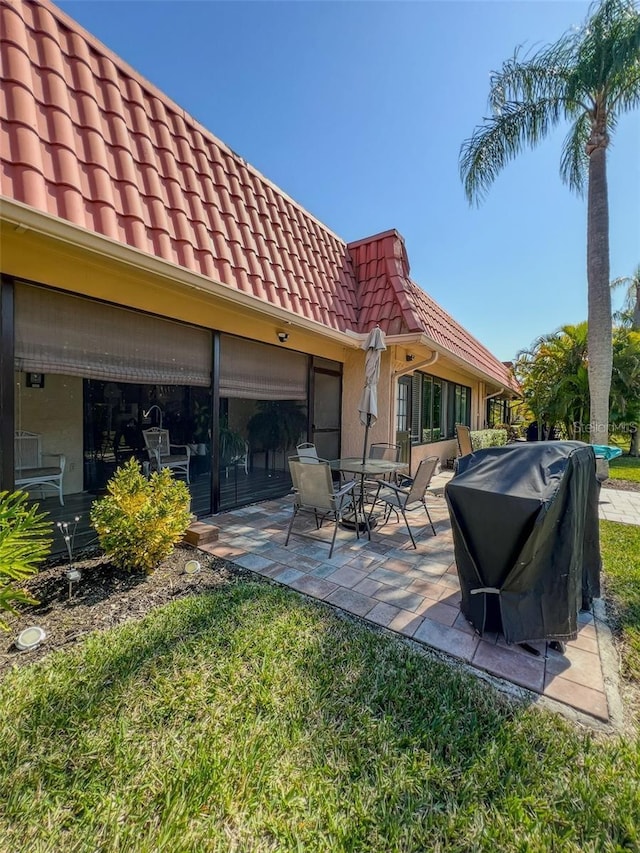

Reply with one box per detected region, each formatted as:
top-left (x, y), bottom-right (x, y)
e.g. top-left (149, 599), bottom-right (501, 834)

top-left (0, 490), bottom-right (52, 628)
top-left (90, 459), bottom-right (192, 573)
top-left (494, 422), bottom-right (521, 442)
top-left (470, 428), bottom-right (508, 450)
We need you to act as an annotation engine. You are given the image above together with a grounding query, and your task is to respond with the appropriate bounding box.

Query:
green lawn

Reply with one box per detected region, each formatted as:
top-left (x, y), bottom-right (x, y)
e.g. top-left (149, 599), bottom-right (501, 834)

top-left (601, 521), bottom-right (640, 682)
top-left (609, 454), bottom-right (640, 483)
top-left (1, 531), bottom-right (639, 852)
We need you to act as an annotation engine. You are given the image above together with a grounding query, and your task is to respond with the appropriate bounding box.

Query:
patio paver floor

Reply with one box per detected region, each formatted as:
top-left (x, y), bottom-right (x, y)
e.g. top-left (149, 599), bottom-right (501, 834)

top-left (200, 473), bottom-right (635, 726)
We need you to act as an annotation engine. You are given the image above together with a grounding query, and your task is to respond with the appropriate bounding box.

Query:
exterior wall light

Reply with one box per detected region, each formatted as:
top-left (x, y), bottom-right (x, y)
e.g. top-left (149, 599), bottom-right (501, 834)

top-left (277, 331), bottom-right (289, 343)
top-left (405, 353), bottom-right (415, 362)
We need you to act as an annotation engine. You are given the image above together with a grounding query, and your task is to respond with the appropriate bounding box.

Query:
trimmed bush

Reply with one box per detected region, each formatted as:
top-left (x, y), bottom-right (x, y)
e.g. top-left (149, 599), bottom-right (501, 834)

top-left (470, 428), bottom-right (508, 450)
top-left (90, 459), bottom-right (192, 573)
top-left (0, 490), bottom-right (52, 628)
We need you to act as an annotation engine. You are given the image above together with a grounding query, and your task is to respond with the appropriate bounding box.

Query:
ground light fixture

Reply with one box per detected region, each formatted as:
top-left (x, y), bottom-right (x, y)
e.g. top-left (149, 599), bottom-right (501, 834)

top-left (67, 567), bottom-right (81, 599)
top-left (184, 559), bottom-right (201, 574)
top-left (15, 626), bottom-right (46, 651)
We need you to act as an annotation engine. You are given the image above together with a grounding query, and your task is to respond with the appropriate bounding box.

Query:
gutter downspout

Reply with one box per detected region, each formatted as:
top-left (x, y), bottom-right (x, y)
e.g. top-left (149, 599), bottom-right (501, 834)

top-left (484, 387), bottom-right (505, 402)
top-left (393, 351), bottom-right (439, 378)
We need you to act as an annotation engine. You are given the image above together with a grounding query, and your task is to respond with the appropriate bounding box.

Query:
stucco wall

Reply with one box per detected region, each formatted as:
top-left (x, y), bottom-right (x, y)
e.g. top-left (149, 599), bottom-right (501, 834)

top-left (15, 373), bottom-right (84, 494)
top-left (341, 347), bottom-right (394, 459)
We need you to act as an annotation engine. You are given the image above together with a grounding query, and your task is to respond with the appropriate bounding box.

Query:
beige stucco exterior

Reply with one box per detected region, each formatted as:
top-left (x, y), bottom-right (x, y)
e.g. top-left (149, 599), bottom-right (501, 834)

top-left (3, 217), bottom-right (507, 493)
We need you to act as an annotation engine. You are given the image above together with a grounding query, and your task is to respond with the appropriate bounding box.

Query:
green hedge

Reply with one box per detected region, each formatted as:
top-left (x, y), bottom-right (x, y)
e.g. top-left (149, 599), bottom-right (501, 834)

top-left (470, 428), bottom-right (508, 450)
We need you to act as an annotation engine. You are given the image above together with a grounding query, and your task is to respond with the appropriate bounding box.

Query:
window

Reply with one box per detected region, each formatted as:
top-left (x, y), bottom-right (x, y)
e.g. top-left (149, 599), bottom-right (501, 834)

top-left (487, 398), bottom-right (509, 427)
top-left (407, 373), bottom-right (471, 444)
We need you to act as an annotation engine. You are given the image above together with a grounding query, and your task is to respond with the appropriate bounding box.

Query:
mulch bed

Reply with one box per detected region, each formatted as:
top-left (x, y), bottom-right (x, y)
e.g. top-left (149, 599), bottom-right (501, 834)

top-left (601, 479), bottom-right (640, 493)
top-left (1, 544), bottom-right (255, 678)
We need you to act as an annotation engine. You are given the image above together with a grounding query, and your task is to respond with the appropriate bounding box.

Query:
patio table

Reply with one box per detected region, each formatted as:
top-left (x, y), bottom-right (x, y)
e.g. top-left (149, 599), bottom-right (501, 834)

top-left (330, 457), bottom-right (408, 529)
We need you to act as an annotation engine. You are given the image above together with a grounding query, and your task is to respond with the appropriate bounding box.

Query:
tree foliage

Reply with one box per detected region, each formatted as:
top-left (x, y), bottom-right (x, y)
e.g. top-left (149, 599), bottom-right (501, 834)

top-left (612, 264), bottom-right (640, 330)
top-left (460, 0), bottom-right (640, 445)
top-left (515, 322), bottom-right (640, 449)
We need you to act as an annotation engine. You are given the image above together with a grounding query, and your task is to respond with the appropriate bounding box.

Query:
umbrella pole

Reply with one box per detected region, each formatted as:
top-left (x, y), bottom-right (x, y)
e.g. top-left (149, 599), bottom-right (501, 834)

top-left (362, 414), bottom-right (371, 465)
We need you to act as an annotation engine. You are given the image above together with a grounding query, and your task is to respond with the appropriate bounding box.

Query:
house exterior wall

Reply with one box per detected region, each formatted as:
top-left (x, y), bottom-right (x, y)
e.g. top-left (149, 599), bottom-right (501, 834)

top-left (2, 223), bottom-right (505, 499)
top-left (340, 347), bottom-right (394, 459)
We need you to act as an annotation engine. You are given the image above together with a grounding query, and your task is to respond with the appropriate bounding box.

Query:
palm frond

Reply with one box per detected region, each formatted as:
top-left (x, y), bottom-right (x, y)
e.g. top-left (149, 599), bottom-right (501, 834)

top-left (611, 65), bottom-right (640, 111)
top-left (460, 98), bottom-right (567, 204)
top-left (560, 112), bottom-right (591, 193)
top-left (461, 0), bottom-right (640, 206)
top-left (488, 42), bottom-right (576, 112)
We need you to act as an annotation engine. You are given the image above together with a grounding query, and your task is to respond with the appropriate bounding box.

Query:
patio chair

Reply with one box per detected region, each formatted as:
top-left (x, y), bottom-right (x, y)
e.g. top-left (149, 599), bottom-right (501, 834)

top-left (362, 441), bottom-right (404, 499)
top-left (371, 455), bottom-right (439, 548)
top-left (14, 430), bottom-right (66, 505)
top-left (285, 456), bottom-right (362, 558)
top-left (296, 442), bottom-right (320, 463)
top-left (142, 427), bottom-right (191, 483)
top-left (369, 442), bottom-right (401, 463)
top-left (455, 424), bottom-right (473, 457)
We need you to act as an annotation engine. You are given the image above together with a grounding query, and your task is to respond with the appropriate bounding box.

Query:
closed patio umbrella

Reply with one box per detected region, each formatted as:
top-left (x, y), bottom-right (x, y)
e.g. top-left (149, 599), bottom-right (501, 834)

top-left (358, 325), bottom-right (387, 464)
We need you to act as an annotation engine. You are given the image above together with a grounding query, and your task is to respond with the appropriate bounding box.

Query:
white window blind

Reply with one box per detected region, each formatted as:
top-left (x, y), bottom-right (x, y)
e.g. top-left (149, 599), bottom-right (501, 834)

top-left (14, 284), bottom-right (212, 386)
top-left (220, 335), bottom-right (307, 400)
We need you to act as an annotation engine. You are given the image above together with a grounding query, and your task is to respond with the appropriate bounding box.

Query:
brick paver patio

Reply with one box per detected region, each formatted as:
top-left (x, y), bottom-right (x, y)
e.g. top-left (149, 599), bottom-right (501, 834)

top-left (199, 473), bottom-right (637, 726)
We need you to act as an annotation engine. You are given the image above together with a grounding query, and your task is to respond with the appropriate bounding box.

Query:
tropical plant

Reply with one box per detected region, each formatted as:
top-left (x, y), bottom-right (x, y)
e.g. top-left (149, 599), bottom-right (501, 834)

top-left (514, 322), bottom-right (640, 449)
top-left (0, 490), bottom-right (52, 628)
top-left (218, 414), bottom-right (247, 467)
top-left (90, 459), bottom-right (192, 573)
top-left (247, 401), bottom-right (307, 460)
top-left (460, 0), bottom-right (640, 445)
top-left (612, 263), bottom-right (640, 330)
top-left (515, 323), bottom-right (590, 440)
top-left (610, 327), bottom-right (640, 454)
top-left (192, 398), bottom-right (211, 444)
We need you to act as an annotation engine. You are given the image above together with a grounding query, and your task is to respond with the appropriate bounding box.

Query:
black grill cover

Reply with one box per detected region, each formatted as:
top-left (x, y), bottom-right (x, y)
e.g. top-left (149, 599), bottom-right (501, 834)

top-left (445, 441), bottom-right (601, 644)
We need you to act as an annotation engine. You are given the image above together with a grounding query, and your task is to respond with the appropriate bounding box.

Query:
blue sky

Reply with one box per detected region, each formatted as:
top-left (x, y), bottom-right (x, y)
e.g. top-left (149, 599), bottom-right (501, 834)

top-left (57, 0), bottom-right (640, 362)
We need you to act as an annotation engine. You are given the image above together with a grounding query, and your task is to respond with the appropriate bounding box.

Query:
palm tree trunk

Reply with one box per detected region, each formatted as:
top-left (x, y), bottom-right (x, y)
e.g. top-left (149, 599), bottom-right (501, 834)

top-left (632, 282), bottom-right (640, 332)
top-left (586, 137), bottom-right (612, 446)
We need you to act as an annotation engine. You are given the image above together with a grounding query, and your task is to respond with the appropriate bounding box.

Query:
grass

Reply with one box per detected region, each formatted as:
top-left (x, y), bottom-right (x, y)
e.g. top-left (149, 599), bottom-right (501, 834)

top-left (608, 454), bottom-right (640, 483)
top-left (601, 521), bottom-right (640, 682)
top-left (1, 551), bottom-right (639, 853)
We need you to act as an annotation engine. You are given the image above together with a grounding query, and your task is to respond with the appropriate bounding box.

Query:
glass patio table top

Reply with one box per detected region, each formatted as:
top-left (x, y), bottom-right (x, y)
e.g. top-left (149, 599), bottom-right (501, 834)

top-left (329, 458), bottom-right (408, 477)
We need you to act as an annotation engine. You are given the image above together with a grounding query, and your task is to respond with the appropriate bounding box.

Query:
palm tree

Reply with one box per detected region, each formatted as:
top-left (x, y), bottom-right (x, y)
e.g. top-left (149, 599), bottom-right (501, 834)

top-left (515, 323), bottom-right (590, 439)
top-left (515, 322), bottom-right (640, 453)
top-left (611, 264), bottom-right (640, 329)
top-left (460, 0), bottom-right (640, 445)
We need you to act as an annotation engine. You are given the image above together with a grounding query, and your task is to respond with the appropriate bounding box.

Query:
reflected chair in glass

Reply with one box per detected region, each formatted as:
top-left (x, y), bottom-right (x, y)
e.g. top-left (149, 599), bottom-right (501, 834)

top-left (142, 427), bottom-right (192, 483)
top-left (371, 455), bottom-right (439, 548)
top-left (285, 457), bottom-right (362, 558)
top-left (224, 440), bottom-right (249, 478)
top-left (14, 431), bottom-right (66, 505)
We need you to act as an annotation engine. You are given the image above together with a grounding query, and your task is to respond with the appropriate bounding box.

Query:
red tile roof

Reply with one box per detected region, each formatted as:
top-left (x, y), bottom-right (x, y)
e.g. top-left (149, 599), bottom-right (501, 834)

top-left (349, 230), bottom-right (516, 389)
top-left (0, 0), bottom-right (514, 390)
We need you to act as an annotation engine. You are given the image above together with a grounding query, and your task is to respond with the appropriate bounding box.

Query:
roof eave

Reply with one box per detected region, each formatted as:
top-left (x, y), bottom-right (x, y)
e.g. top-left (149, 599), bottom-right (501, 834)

top-left (1, 198), bottom-right (361, 348)
top-left (386, 332), bottom-right (517, 393)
